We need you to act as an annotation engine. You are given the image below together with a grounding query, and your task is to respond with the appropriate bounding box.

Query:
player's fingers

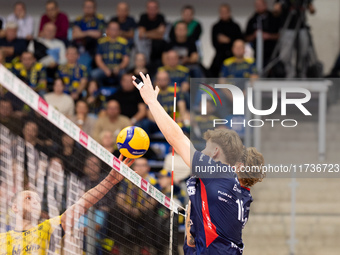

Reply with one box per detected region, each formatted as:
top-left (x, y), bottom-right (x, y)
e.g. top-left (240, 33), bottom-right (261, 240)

top-left (139, 72), bottom-right (147, 84)
top-left (132, 80), bottom-right (138, 88)
top-left (155, 86), bottom-right (160, 95)
top-left (119, 154), bottom-right (124, 162)
top-left (146, 73), bottom-right (151, 83)
top-left (124, 158), bottom-right (135, 167)
top-left (128, 159), bottom-right (135, 167)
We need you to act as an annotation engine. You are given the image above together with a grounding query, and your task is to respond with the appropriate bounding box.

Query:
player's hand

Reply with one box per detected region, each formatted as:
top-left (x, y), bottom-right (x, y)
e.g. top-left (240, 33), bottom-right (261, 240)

top-left (132, 72), bottom-right (160, 105)
top-left (109, 155), bottom-right (135, 183)
top-left (119, 154), bottom-right (135, 167)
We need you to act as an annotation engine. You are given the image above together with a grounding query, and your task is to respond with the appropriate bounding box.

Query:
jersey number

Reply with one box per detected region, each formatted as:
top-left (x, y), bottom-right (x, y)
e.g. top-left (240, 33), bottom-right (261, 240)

top-left (236, 199), bottom-right (245, 222)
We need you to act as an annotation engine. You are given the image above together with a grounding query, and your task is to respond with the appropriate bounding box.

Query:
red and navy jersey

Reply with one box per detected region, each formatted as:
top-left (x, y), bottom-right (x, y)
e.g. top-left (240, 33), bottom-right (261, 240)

top-left (185, 151), bottom-right (253, 255)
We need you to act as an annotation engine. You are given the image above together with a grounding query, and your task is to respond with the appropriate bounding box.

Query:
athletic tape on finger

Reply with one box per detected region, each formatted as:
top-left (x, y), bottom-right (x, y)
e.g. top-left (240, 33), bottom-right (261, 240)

top-left (135, 78), bottom-right (144, 90)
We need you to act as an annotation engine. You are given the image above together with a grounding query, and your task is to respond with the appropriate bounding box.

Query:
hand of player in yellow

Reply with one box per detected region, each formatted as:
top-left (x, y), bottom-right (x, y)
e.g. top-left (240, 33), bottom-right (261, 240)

top-left (132, 72), bottom-right (160, 106)
top-left (119, 154), bottom-right (135, 167)
top-left (109, 155), bottom-right (135, 183)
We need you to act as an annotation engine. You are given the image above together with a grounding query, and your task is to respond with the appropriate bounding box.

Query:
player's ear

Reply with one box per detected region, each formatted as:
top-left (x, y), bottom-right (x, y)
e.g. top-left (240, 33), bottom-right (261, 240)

top-left (12, 203), bottom-right (18, 213)
top-left (211, 146), bottom-right (219, 159)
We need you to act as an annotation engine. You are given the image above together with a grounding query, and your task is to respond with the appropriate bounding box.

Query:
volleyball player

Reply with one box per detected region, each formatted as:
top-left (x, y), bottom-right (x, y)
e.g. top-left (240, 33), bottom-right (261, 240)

top-left (0, 155), bottom-right (134, 255)
top-left (132, 73), bottom-right (265, 255)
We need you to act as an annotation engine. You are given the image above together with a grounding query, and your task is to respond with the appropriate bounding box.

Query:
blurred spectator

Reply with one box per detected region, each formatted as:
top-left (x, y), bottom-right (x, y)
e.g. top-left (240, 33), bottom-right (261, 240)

top-left (127, 53), bottom-right (149, 79)
top-left (44, 78), bottom-right (75, 117)
top-left (0, 22), bottom-right (27, 63)
top-left (245, 0), bottom-right (280, 67)
top-left (70, 100), bottom-right (96, 135)
top-left (0, 98), bottom-right (22, 136)
top-left (154, 169), bottom-right (185, 253)
top-left (84, 80), bottom-right (105, 115)
top-left (168, 22), bottom-right (198, 65)
top-left (107, 73), bottom-right (147, 125)
top-left (167, 21), bottom-right (204, 78)
top-left (92, 100), bottom-right (131, 142)
top-left (137, 0), bottom-right (167, 69)
top-left (57, 46), bottom-right (88, 100)
top-left (110, 2), bottom-right (137, 49)
top-left (221, 40), bottom-right (257, 79)
top-left (220, 40), bottom-right (257, 107)
top-left (22, 121), bottom-right (46, 153)
top-left (210, 4), bottom-right (243, 77)
top-left (72, 0), bottom-right (106, 56)
top-left (39, 0), bottom-right (69, 41)
top-left (169, 5), bottom-right (202, 42)
top-left (81, 155), bottom-right (117, 254)
top-left (158, 50), bottom-right (190, 92)
top-left (28, 22), bottom-right (67, 68)
top-left (274, 0), bottom-right (315, 78)
top-left (329, 52), bottom-right (340, 77)
top-left (12, 51), bottom-right (47, 96)
top-left (156, 169), bottom-right (185, 207)
top-left (0, 16), bottom-right (5, 37)
top-left (99, 130), bottom-right (115, 154)
top-left (116, 158), bottom-right (157, 254)
top-left (56, 133), bottom-right (85, 176)
top-left (7, 1), bottom-right (34, 40)
top-left (0, 49), bottom-right (12, 69)
top-left (92, 21), bottom-right (129, 87)
top-left (140, 70), bottom-right (189, 134)
top-left (191, 97), bottom-right (221, 150)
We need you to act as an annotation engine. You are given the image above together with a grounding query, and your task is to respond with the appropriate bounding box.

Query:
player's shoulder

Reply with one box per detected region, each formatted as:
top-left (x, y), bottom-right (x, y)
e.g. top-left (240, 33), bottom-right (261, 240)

top-left (42, 216), bottom-right (61, 228)
top-left (166, 86), bottom-right (175, 93)
top-left (116, 36), bottom-right (128, 45)
top-left (176, 65), bottom-right (189, 73)
top-left (4, 63), bottom-right (13, 70)
top-left (0, 231), bottom-right (8, 239)
top-left (34, 62), bottom-right (44, 71)
top-left (244, 57), bottom-right (255, 64)
top-left (14, 62), bottom-right (24, 70)
top-left (95, 13), bottom-right (105, 21)
top-left (79, 64), bottom-right (87, 71)
top-left (223, 57), bottom-right (236, 66)
top-left (75, 15), bottom-right (83, 22)
top-left (98, 36), bottom-right (109, 44)
top-left (58, 64), bottom-right (67, 71)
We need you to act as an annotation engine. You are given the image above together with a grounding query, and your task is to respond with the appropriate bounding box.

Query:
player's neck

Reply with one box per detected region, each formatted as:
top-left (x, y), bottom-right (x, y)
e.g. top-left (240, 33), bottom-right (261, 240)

top-left (15, 218), bottom-right (34, 231)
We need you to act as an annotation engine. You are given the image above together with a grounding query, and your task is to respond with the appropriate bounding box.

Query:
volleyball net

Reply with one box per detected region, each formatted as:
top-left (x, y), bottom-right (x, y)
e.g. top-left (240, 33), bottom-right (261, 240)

top-left (0, 64), bottom-right (182, 254)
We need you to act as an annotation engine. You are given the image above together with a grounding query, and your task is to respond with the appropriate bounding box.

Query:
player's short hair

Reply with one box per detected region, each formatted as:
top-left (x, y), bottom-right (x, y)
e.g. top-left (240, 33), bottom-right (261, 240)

top-left (182, 5), bottom-right (194, 13)
top-left (67, 45), bottom-right (79, 54)
top-left (220, 3), bottom-right (231, 11)
top-left (11, 189), bottom-right (38, 205)
top-left (46, 0), bottom-right (58, 8)
top-left (147, 0), bottom-right (159, 7)
top-left (238, 147), bottom-right (265, 187)
top-left (176, 21), bottom-right (187, 28)
top-left (84, 0), bottom-right (96, 7)
top-left (14, 1), bottom-right (26, 10)
top-left (203, 129), bottom-right (243, 166)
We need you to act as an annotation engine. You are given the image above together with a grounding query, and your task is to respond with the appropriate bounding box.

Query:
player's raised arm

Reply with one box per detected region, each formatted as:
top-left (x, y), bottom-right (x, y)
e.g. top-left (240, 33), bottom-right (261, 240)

top-left (132, 72), bottom-right (193, 168)
top-left (60, 155), bottom-right (134, 231)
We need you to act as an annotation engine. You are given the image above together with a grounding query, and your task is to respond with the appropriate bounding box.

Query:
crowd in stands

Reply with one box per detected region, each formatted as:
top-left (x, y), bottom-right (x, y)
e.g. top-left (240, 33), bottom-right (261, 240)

top-left (3, 0), bottom-right (340, 254)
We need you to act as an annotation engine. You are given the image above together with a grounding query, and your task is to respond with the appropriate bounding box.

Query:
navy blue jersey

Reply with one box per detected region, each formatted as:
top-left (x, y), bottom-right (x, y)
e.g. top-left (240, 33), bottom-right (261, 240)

top-left (185, 151), bottom-right (253, 254)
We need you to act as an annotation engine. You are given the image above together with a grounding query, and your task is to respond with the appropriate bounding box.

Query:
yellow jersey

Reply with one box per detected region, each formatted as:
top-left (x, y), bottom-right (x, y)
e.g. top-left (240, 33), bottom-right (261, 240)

top-left (0, 216), bottom-right (61, 255)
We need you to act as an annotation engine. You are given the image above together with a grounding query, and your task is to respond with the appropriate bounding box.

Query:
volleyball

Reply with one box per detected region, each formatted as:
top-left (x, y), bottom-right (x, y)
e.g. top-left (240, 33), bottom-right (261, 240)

top-left (116, 126), bottom-right (150, 159)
